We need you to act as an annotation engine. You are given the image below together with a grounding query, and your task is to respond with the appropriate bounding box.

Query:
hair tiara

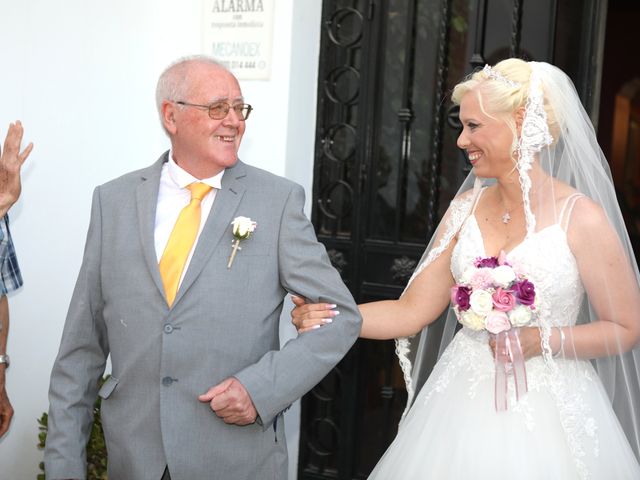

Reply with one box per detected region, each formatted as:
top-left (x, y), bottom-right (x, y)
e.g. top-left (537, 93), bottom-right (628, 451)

top-left (482, 64), bottom-right (521, 88)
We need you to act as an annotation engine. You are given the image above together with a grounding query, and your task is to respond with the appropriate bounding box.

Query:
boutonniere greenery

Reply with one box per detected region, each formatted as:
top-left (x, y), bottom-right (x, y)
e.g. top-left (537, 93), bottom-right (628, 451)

top-left (227, 216), bottom-right (257, 269)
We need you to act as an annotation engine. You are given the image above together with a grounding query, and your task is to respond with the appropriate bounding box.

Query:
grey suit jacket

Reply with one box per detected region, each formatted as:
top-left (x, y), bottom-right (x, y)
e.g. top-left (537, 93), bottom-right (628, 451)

top-left (44, 154), bottom-right (361, 480)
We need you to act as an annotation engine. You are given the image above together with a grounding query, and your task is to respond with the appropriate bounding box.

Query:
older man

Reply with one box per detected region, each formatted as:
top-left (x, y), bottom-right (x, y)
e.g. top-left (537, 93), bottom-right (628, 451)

top-left (44, 56), bottom-right (360, 479)
top-left (0, 121), bottom-right (31, 438)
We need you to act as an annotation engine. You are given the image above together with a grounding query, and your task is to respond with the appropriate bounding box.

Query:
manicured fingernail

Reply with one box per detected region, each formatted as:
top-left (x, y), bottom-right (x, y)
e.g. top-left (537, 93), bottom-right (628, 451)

top-left (322, 318), bottom-right (333, 324)
top-left (311, 325), bottom-right (321, 330)
top-left (328, 304), bottom-right (337, 308)
top-left (332, 310), bottom-right (340, 316)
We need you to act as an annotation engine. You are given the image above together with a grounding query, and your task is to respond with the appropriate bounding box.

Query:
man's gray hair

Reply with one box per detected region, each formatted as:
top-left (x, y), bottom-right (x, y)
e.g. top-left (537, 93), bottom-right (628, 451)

top-left (155, 55), bottom-right (230, 134)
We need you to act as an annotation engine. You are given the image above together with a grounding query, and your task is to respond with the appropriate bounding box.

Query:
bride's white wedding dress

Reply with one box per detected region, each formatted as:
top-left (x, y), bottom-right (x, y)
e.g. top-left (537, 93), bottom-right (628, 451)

top-left (369, 196), bottom-right (640, 479)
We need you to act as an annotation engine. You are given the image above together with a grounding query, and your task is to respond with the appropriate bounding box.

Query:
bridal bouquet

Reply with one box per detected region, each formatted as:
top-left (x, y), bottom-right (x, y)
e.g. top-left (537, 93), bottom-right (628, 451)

top-left (451, 253), bottom-right (537, 333)
top-left (450, 252), bottom-right (537, 411)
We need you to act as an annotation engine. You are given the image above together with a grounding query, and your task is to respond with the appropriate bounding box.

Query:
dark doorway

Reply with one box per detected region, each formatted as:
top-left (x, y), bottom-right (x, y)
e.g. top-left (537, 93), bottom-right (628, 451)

top-left (598, 0), bottom-right (640, 259)
top-left (299, 1), bottom-right (608, 479)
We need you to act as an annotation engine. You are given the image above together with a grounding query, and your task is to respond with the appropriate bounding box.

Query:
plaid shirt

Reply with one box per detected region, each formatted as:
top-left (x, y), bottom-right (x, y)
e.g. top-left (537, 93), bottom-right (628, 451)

top-left (0, 214), bottom-right (22, 296)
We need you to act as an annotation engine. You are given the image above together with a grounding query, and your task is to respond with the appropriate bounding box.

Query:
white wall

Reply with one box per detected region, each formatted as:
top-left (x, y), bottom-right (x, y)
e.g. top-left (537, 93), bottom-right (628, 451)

top-left (0, 1), bottom-right (321, 478)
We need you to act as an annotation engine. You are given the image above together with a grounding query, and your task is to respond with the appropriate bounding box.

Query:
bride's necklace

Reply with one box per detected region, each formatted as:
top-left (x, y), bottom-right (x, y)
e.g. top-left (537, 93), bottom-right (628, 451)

top-left (499, 176), bottom-right (551, 224)
top-left (501, 201), bottom-right (524, 224)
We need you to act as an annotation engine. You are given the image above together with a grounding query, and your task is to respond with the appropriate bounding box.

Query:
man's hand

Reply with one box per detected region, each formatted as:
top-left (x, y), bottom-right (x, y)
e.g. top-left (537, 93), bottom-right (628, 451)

top-left (0, 380), bottom-right (14, 437)
top-left (0, 121), bottom-right (34, 216)
top-left (198, 377), bottom-right (257, 425)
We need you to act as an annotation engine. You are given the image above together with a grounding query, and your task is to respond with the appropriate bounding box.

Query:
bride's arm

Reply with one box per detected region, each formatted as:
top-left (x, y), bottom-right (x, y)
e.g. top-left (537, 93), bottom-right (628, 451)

top-left (292, 240), bottom-right (456, 340)
top-left (291, 191), bottom-right (477, 339)
top-left (539, 198), bottom-right (640, 359)
top-left (357, 246), bottom-right (455, 339)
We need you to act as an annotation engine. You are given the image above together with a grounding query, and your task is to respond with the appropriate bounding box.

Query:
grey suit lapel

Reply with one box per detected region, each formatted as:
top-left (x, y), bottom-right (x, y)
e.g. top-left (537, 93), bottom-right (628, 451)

top-left (173, 161), bottom-right (247, 307)
top-left (136, 153), bottom-right (168, 301)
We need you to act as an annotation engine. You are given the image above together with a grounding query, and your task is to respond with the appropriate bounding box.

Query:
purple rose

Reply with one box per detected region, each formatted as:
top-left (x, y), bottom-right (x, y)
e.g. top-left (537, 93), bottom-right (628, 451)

top-left (514, 279), bottom-right (536, 306)
top-left (474, 256), bottom-right (499, 268)
top-left (451, 285), bottom-right (471, 311)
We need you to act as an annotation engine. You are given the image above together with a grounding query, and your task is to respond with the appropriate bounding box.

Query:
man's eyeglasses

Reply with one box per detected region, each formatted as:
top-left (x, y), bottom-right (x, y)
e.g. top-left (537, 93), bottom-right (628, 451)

top-left (174, 101), bottom-right (253, 120)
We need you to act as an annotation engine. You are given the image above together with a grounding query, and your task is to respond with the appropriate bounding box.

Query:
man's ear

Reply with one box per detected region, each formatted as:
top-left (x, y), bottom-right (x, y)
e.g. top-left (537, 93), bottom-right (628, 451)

top-left (161, 101), bottom-right (178, 134)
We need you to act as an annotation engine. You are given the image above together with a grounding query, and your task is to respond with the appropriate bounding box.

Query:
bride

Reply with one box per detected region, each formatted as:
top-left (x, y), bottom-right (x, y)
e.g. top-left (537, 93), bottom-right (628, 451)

top-left (292, 59), bottom-right (640, 479)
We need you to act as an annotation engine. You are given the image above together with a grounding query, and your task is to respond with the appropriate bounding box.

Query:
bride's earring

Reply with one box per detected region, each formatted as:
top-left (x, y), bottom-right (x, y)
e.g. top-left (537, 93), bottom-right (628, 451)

top-left (504, 148), bottom-right (520, 179)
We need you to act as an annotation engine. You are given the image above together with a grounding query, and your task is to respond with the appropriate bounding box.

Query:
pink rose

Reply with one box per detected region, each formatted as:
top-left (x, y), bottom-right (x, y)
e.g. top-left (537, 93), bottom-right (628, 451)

top-left (492, 287), bottom-right (516, 312)
top-left (485, 311), bottom-right (511, 334)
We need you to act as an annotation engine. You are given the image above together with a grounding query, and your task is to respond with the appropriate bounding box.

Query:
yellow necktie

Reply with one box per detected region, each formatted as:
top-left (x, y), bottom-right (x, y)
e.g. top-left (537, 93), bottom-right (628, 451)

top-left (159, 182), bottom-right (213, 306)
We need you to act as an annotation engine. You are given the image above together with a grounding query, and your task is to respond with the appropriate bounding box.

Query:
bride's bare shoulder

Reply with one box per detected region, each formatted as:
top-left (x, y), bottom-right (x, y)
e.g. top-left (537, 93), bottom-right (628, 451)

top-left (452, 188), bottom-right (477, 202)
top-left (549, 181), bottom-right (595, 209)
top-left (450, 186), bottom-right (485, 207)
top-left (562, 189), bottom-right (612, 253)
top-left (550, 180), bottom-right (601, 219)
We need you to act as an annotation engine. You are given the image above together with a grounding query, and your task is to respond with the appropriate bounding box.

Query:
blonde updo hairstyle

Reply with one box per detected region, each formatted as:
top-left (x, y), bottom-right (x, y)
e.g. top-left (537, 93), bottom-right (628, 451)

top-left (451, 58), bottom-right (560, 153)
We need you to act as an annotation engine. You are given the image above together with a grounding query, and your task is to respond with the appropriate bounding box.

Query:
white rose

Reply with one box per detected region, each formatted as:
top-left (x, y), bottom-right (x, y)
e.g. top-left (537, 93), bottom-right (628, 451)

top-left (469, 289), bottom-right (493, 316)
top-left (460, 266), bottom-right (475, 284)
top-left (492, 265), bottom-right (516, 288)
top-left (508, 304), bottom-right (532, 327)
top-left (460, 309), bottom-right (485, 331)
top-left (231, 216), bottom-right (257, 239)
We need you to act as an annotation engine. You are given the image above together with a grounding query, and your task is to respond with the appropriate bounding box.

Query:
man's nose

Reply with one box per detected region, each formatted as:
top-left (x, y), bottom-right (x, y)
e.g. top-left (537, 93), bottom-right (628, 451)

top-left (223, 107), bottom-right (242, 126)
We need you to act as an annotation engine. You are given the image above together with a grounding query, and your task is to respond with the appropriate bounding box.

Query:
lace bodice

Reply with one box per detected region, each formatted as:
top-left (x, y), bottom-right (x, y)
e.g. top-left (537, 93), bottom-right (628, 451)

top-left (451, 215), bottom-right (585, 329)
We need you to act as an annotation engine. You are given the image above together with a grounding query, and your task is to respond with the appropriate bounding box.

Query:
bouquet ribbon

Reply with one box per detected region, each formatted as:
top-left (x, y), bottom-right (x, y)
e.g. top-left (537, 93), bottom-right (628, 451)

top-left (494, 329), bottom-right (528, 411)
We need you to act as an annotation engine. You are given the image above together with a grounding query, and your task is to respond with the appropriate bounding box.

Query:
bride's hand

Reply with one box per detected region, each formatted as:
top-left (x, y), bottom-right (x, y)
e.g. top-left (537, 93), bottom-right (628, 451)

top-left (515, 327), bottom-right (543, 359)
top-left (488, 327), bottom-right (542, 360)
top-left (290, 295), bottom-right (339, 333)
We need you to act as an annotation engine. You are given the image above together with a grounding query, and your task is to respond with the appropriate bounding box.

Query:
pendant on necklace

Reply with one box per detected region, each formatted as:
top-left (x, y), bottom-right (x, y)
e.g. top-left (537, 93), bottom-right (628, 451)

top-left (502, 211), bottom-right (511, 224)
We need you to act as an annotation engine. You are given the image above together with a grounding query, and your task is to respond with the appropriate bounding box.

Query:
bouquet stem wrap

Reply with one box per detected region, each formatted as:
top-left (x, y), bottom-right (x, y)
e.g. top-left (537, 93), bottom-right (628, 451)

top-left (494, 329), bottom-right (528, 411)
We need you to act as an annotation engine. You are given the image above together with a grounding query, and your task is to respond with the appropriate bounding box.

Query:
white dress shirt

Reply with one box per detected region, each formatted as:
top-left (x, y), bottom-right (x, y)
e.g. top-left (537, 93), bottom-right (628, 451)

top-left (154, 152), bottom-right (224, 286)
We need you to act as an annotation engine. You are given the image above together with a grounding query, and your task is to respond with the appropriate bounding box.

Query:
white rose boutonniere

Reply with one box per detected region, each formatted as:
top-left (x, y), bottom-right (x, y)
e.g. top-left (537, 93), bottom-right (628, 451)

top-left (227, 216), bottom-right (257, 269)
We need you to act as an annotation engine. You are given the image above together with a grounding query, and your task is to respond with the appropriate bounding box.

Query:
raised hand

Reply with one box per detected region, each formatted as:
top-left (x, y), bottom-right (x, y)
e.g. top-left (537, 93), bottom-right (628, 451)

top-left (290, 295), bottom-right (339, 333)
top-left (198, 377), bottom-right (257, 425)
top-left (0, 121), bottom-right (34, 216)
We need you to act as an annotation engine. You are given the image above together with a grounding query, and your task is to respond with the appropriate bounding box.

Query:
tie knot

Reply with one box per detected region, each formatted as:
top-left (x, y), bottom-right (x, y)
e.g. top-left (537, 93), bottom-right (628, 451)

top-left (187, 182), bottom-right (213, 202)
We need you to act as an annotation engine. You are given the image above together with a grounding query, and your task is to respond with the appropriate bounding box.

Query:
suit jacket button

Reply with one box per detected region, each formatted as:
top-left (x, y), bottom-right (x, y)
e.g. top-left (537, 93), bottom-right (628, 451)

top-left (162, 376), bottom-right (174, 386)
top-left (163, 324), bottom-right (174, 334)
